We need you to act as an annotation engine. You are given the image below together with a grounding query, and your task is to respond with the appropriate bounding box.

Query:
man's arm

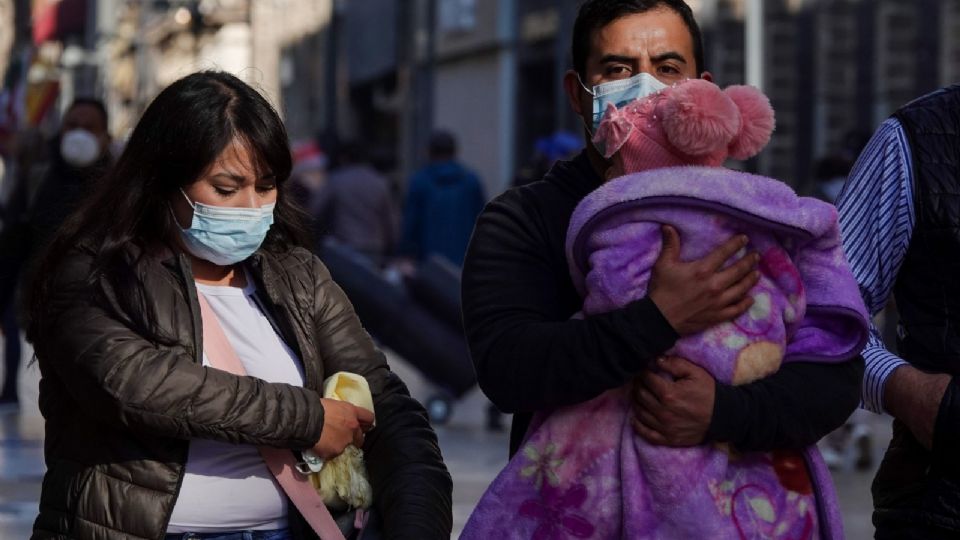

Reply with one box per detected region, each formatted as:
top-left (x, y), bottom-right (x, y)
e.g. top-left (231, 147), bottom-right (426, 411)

top-left (836, 118), bottom-right (916, 414)
top-left (462, 190), bottom-right (757, 414)
top-left (836, 118), bottom-right (953, 451)
top-left (706, 358), bottom-right (865, 450)
top-left (631, 354), bottom-right (864, 451)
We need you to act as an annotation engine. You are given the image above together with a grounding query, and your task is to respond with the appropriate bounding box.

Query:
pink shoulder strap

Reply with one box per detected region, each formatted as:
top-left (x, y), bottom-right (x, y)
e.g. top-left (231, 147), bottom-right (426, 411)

top-left (196, 291), bottom-right (346, 540)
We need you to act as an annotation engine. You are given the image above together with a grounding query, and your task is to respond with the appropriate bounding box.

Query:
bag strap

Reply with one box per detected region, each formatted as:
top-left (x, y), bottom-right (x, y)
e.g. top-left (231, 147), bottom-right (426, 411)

top-left (196, 291), bottom-right (346, 540)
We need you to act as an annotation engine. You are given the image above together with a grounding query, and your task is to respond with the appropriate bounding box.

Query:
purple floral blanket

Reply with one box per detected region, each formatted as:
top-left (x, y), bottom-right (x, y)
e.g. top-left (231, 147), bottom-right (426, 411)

top-left (462, 167), bottom-right (869, 539)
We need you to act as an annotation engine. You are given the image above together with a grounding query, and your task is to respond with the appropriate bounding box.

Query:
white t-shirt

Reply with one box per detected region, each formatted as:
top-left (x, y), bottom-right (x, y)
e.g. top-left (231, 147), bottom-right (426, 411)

top-left (167, 275), bottom-right (306, 533)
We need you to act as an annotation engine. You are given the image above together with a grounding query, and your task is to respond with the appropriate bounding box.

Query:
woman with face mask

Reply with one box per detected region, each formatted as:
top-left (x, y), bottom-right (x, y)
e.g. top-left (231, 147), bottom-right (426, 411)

top-left (25, 71), bottom-right (452, 540)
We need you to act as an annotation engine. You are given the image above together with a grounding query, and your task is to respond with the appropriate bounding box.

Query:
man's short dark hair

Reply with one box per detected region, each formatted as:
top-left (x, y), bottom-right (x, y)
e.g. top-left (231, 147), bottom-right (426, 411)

top-left (429, 130), bottom-right (457, 160)
top-left (572, 0), bottom-right (705, 77)
top-left (68, 97), bottom-right (109, 132)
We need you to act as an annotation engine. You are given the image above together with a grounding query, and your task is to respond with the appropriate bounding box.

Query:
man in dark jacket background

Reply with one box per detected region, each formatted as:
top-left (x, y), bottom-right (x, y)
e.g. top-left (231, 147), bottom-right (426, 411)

top-left (462, 0), bottom-right (864, 459)
top-left (0, 98), bottom-right (111, 406)
top-left (315, 142), bottom-right (398, 266)
top-left (399, 130), bottom-right (485, 267)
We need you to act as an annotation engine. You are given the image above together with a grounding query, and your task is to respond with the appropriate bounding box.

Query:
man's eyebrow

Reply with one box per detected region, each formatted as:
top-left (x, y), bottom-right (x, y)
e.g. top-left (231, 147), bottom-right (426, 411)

top-left (650, 51), bottom-right (688, 64)
top-left (599, 54), bottom-right (637, 65)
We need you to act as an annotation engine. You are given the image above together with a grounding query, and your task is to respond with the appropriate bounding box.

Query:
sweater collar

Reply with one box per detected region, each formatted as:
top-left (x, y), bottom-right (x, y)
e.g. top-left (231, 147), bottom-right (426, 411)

top-left (545, 150), bottom-right (604, 191)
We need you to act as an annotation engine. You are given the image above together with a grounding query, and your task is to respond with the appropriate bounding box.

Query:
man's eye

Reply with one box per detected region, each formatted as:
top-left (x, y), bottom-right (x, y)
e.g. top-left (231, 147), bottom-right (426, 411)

top-left (606, 66), bottom-right (632, 78)
top-left (658, 65), bottom-right (681, 76)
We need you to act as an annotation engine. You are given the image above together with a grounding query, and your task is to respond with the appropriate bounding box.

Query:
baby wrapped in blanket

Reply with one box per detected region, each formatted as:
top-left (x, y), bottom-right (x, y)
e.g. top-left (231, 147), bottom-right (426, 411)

top-left (462, 79), bottom-right (869, 539)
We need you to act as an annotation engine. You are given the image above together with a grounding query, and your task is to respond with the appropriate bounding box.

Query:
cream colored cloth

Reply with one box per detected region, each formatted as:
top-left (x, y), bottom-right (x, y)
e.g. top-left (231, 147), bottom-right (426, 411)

top-left (307, 372), bottom-right (375, 510)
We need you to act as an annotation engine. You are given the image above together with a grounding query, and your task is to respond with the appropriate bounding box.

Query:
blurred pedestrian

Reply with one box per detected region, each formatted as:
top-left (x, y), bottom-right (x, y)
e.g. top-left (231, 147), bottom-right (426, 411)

top-left (288, 139), bottom-right (327, 217)
top-left (25, 71), bottom-right (451, 539)
top-left (513, 131), bottom-right (581, 187)
top-left (315, 141), bottom-right (397, 266)
top-left (30, 98), bottom-right (113, 247)
top-left (0, 100), bottom-right (111, 407)
top-left (1, 128), bottom-right (47, 391)
top-left (837, 84), bottom-right (960, 540)
top-left (398, 130), bottom-right (484, 268)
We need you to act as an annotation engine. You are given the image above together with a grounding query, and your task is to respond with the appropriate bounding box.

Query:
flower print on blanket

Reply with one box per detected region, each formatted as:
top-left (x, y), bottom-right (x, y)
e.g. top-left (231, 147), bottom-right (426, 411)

top-left (462, 167), bottom-right (869, 540)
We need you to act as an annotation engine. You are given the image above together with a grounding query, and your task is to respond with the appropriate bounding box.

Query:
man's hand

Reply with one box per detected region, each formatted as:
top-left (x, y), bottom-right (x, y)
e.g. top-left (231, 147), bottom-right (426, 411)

top-left (884, 365), bottom-right (951, 450)
top-left (631, 357), bottom-right (716, 446)
top-left (648, 226), bottom-right (760, 336)
top-left (313, 398), bottom-right (376, 459)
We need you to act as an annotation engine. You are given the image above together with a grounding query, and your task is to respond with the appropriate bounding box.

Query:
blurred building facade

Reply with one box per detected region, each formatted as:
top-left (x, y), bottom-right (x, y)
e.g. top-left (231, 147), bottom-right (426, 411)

top-left (6, 0), bottom-right (960, 196)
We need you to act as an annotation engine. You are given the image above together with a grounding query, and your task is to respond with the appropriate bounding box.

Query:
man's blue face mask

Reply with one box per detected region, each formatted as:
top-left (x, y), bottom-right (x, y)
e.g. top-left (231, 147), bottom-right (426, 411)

top-left (177, 189), bottom-right (275, 266)
top-left (579, 72), bottom-right (669, 132)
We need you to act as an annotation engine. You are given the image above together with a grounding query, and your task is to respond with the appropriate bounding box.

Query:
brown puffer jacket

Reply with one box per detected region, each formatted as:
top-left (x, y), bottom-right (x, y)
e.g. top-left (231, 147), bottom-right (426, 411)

top-left (30, 245), bottom-right (452, 539)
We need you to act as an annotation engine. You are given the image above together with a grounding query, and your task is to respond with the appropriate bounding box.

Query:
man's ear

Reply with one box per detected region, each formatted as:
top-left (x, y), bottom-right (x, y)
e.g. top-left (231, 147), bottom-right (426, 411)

top-left (700, 71), bottom-right (714, 82)
top-left (563, 70), bottom-right (586, 116)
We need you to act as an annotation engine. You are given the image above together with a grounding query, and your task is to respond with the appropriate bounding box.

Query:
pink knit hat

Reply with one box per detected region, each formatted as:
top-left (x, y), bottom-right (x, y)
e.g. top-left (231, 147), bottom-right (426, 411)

top-left (593, 79), bottom-right (775, 174)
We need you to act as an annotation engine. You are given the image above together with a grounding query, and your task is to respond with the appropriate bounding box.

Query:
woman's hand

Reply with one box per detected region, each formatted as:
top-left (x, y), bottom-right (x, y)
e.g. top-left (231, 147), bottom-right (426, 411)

top-left (312, 398), bottom-right (376, 459)
top-left (631, 357), bottom-right (716, 446)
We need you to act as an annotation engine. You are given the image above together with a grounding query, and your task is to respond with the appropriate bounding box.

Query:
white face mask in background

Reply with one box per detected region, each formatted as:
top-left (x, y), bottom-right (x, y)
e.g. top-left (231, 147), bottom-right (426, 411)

top-left (60, 129), bottom-right (102, 168)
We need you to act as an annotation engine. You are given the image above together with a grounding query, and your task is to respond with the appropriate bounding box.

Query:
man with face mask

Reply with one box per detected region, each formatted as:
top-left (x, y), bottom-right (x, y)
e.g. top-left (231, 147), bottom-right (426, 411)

top-left (0, 98), bottom-right (111, 405)
top-left (31, 98), bottom-right (112, 243)
top-left (461, 0), bottom-right (864, 460)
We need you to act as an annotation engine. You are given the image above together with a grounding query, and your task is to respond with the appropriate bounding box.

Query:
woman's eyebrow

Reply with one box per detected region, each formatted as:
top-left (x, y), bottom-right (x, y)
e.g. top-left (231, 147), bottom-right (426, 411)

top-left (210, 172), bottom-right (245, 183)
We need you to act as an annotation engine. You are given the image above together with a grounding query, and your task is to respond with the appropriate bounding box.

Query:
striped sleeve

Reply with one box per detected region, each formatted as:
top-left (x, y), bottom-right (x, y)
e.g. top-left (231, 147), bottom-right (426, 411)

top-left (835, 118), bottom-right (914, 414)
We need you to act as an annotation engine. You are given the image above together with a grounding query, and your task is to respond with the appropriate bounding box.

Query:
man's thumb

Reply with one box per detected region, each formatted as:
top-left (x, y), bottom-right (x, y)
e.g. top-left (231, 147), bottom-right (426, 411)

top-left (657, 356), bottom-right (691, 378)
top-left (660, 225), bottom-right (680, 262)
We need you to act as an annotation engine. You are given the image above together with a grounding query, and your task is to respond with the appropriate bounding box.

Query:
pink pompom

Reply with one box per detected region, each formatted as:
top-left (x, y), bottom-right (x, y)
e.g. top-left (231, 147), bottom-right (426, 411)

top-left (659, 79), bottom-right (740, 157)
top-left (725, 85), bottom-right (775, 160)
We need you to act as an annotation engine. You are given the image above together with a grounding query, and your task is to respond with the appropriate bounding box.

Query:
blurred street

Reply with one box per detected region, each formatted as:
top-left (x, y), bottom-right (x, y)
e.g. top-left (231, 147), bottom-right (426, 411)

top-left (0, 338), bottom-right (893, 539)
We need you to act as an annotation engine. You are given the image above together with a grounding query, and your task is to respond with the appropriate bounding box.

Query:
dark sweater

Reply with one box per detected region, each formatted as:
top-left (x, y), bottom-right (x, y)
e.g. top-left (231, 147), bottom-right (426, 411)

top-left (462, 151), bottom-right (864, 456)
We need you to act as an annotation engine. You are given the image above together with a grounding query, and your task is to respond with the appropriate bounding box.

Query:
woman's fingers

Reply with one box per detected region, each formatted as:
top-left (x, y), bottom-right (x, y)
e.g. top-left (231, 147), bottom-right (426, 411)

top-left (353, 427), bottom-right (365, 448)
top-left (354, 405), bottom-right (375, 430)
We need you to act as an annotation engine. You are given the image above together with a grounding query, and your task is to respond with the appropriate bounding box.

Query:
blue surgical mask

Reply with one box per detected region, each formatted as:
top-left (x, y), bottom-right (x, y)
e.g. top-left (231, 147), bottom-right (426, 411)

top-left (177, 189), bottom-right (275, 266)
top-left (579, 72), bottom-right (669, 132)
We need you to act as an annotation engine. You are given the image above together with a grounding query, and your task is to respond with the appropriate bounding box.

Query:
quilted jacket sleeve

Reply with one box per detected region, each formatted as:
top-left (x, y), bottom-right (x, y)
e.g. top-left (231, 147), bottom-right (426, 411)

top-left (34, 249), bottom-right (325, 449)
top-left (309, 256), bottom-right (453, 539)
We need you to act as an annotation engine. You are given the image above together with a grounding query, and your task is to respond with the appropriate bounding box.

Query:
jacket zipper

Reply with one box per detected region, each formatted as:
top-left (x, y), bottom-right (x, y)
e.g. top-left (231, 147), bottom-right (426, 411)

top-left (156, 254), bottom-right (201, 539)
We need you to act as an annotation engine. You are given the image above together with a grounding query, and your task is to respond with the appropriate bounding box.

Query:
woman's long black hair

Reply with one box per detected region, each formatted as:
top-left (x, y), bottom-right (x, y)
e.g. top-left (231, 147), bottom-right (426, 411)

top-left (27, 71), bottom-right (310, 345)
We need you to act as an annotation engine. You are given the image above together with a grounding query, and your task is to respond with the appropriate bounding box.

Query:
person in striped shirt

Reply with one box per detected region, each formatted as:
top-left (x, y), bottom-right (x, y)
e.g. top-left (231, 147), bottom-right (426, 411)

top-left (836, 84), bottom-right (960, 539)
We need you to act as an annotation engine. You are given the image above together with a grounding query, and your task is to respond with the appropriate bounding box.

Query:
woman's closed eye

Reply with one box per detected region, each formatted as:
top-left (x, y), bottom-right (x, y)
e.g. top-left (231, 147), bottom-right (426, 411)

top-left (213, 185), bottom-right (238, 197)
